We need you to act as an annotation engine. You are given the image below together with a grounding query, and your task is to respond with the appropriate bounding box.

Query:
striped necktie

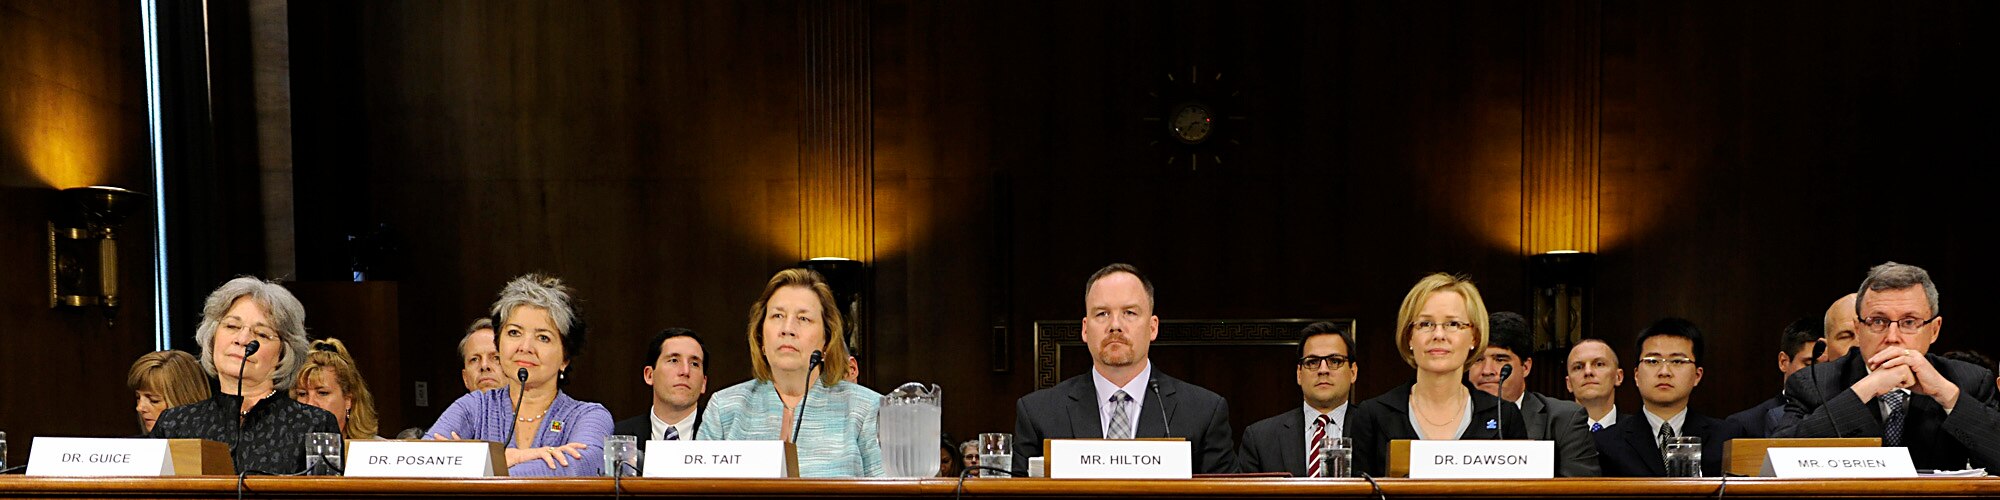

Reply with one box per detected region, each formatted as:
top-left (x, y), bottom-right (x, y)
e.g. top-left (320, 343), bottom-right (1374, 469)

top-left (1307, 414), bottom-right (1332, 477)
top-left (664, 425), bottom-right (680, 441)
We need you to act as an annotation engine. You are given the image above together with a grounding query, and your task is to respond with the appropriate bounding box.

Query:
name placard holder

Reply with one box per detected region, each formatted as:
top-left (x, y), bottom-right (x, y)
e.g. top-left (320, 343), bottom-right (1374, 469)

top-left (642, 440), bottom-right (797, 478)
top-left (1762, 447), bottom-right (1916, 478)
top-left (1722, 437), bottom-right (1879, 477)
top-left (1397, 440), bottom-right (1554, 479)
top-left (344, 440), bottom-right (506, 477)
top-left (27, 437), bottom-right (186, 476)
top-left (1042, 439), bottom-right (1191, 479)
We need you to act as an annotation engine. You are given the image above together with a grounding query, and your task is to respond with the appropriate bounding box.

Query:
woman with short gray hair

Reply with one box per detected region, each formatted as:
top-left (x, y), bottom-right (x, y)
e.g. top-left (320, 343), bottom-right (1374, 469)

top-left (150, 277), bottom-right (339, 475)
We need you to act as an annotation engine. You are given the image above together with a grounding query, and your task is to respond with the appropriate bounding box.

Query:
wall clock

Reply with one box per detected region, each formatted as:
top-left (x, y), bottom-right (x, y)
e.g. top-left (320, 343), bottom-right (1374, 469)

top-left (1145, 65), bottom-right (1246, 171)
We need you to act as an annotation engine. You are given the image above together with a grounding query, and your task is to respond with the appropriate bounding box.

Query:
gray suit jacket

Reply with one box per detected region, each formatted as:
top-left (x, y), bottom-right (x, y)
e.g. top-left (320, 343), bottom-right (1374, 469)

top-left (1520, 391), bottom-right (1602, 477)
top-left (1011, 370), bottom-right (1237, 476)
top-left (1775, 350), bottom-right (2000, 473)
top-left (1237, 405), bottom-right (1354, 476)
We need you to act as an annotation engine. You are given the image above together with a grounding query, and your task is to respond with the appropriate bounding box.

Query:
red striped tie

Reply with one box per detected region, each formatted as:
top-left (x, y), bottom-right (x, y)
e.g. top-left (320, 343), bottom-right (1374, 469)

top-left (1306, 414), bottom-right (1331, 477)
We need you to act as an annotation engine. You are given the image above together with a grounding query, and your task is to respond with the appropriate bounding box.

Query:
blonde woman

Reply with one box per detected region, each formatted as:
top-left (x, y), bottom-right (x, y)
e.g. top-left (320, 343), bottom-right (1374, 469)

top-left (292, 338), bottom-right (382, 439)
top-left (127, 350), bottom-right (212, 434)
top-left (1350, 273), bottom-right (1526, 477)
top-left (697, 268), bottom-right (884, 477)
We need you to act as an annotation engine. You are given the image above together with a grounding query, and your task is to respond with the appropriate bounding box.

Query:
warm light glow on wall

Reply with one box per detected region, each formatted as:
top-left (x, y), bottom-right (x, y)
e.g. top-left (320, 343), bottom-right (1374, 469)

top-left (1522, 0), bottom-right (1602, 255)
top-left (3, 28), bottom-right (124, 189)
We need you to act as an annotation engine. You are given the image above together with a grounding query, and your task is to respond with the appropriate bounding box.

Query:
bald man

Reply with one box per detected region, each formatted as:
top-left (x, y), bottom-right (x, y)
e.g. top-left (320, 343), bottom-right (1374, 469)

top-left (1821, 293), bottom-right (1859, 364)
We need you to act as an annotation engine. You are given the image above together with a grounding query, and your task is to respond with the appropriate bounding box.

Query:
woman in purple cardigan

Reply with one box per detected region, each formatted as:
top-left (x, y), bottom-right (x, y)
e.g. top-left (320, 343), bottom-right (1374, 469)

top-left (430, 274), bottom-right (614, 476)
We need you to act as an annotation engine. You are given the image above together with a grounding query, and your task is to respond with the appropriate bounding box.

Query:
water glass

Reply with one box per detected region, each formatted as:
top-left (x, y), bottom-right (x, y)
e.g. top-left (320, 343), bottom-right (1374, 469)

top-left (1664, 436), bottom-right (1703, 477)
top-left (1, 430), bottom-right (9, 471)
top-left (303, 432), bottom-right (343, 476)
top-left (1317, 436), bottom-right (1353, 478)
top-left (603, 435), bottom-right (640, 477)
top-left (978, 433), bottom-right (1012, 478)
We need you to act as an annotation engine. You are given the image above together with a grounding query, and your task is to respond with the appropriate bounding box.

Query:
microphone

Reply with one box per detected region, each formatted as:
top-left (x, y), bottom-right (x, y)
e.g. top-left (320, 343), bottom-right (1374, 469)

top-left (1496, 364), bottom-right (1512, 439)
top-left (792, 351), bottom-right (824, 443)
top-left (234, 340), bottom-right (258, 477)
top-left (1150, 377), bottom-right (1174, 437)
top-left (506, 368), bottom-right (528, 449)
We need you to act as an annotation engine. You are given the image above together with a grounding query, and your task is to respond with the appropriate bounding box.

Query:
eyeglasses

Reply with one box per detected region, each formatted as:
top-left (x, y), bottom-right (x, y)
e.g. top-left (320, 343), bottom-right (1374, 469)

top-left (1859, 315), bottom-right (1939, 333)
top-left (1409, 320), bottom-right (1474, 334)
top-left (1638, 356), bottom-right (1697, 369)
top-left (1298, 355), bottom-right (1351, 370)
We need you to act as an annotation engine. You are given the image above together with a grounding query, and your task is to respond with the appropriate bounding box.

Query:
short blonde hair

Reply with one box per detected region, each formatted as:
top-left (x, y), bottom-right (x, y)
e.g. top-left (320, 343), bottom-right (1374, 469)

top-left (127, 350), bottom-right (212, 409)
top-left (1393, 273), bottom-right (1491, 369)
top-left (295, 338), bottom-right (380, 439)
top-left (195, 277), bottom-right (311, 389)
top-left (745, 268), bottom-right (851, 387)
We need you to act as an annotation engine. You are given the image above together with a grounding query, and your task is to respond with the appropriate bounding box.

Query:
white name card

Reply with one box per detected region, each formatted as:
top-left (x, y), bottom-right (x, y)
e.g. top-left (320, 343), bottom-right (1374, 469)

top-left (345, 440), bottom-right (505, 477)
top-left (643, 440), bottom-right (794, 478)
top-left (1045, 439), bottom-right (1191, 479)
top-left (1761, 447), bottom-right (1917, 478)
top-left (1406, 440), bottom-right (1554, 479)
top-left (27, 438), bottom-right (173, 476)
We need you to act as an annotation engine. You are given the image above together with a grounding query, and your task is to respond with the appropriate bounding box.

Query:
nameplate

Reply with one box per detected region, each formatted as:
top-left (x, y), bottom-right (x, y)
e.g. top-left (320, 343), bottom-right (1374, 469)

top-left (345, 440), bottom-right (506, 477)
top-left (1044, 439), bottom-right (1191, 479)
top-left (643, 440), bottom-right (796, 478)
top-left (1405, 440), bottom-right (1554, 479)
top-left (27, 438), bottom-right (173, 476)
top-left (1761, 447), bottom-right (1916, 478)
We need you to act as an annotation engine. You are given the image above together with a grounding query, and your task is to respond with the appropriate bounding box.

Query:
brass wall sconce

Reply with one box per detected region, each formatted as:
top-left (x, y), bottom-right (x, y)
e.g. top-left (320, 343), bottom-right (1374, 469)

top-left (1530, 251), bottom-right (1595, 352)
top-left (50, 186), bottom-right (146, 316)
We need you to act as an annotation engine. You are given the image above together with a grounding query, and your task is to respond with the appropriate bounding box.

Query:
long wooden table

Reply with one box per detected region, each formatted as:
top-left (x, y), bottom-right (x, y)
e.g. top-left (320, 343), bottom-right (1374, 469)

top-left (2, 477), bottom-right (1997, 499)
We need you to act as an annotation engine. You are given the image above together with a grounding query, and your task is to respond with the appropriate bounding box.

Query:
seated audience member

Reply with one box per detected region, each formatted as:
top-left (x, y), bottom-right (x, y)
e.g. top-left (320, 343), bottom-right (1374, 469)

top-left (613, 328), bottom-right (708, 450)
top-left (1565, 339), bottom-right (1627, 431)
top-left (149, 277), bottom-right (340, 474)
top-left (1240, 321), bottom-right (1359, 476)
top-left (1351, 273), bottom-right (1526, 477)
top-left (699, 268), bottom-right (885, 477)
top-left (1777, 262), bottom-right (2000, 474)
top-left (1820, 293), bottom-right (1860, 363)
top-left (1011, 264), bottom-right (1237, 476)
top-left (960, 439), bottom-right (980, 474)
top-left (1725, 318), bottom-right (1820, 438)
top-left (292, 338), bottom-right (383, 440)
top-left (1470, 312), bottom-right (1600, 477)
top-left (428, 274), bottom-right (614, 477)
top-left (460, 317), bottom-right (503, 393)
top-left (127, 350), bottom-right (212, 434)
top-left (939, 436), bottom-right (963, 477)
top-left (1594, 318), bottom-right (1743, 477)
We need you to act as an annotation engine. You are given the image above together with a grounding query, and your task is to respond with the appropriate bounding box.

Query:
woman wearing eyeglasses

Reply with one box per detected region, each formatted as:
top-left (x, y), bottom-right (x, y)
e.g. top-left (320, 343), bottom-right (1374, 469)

top-left (1350, 273), bottom-right (1526, 477)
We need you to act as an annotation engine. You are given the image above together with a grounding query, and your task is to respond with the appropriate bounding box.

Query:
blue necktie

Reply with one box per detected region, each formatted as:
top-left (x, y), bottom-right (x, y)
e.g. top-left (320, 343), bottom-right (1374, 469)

top-left (1590, 422), bottom-right (1603, 432)
top-left (664, 425), bottom-right (680, 441)
top-left (1882, 391), bottom-right (1908, 447)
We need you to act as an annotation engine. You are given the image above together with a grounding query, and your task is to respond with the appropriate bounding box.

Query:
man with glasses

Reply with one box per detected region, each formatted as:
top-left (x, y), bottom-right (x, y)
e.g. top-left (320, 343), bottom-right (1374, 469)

top-left (1776, 262), bottom-right (2000, 473)
top-left (1595, 318), bottom-right (1742, 476)
top-left (1470, 312), bottom-right (1601, 476)
top-left (1239, 321), bottom-right (1358, 476)
top-left (1726, 318), bottom-right (1822, 438)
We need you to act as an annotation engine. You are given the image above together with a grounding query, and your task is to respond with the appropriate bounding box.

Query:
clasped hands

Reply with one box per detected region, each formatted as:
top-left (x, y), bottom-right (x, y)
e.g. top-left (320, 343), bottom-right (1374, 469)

top-left (1851, 348), bottom-right (1961, 410)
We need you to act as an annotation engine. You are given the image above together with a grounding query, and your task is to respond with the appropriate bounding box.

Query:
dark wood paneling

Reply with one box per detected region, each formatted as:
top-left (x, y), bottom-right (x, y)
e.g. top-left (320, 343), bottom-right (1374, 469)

top-left (0, 0), bottom-right (156, 460)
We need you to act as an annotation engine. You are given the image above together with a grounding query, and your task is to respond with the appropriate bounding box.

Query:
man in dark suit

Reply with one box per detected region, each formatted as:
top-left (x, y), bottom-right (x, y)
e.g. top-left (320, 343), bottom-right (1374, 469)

top-left (1565, 339), bottom-right (1627, 432)
top-left (1776, 262), bottom-right (2000, 473)
top-left (1469, 312), bottom-right (1601, 477)
top-left (1595, 318), bottom-right (1743, 477)
top-left (1012, 263), bottom-right (1237, 476)
top-left (1725, 317), bottom-right (1821, 438)
top-left (1239, 321), bottom-right (1357, 476)
top-left (612, 328), bottom-right (707, 452)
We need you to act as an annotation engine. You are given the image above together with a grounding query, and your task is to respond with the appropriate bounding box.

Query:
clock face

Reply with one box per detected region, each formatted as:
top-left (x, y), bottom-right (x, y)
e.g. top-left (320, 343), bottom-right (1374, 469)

top-left (1169, 103), bottom-right (1214, 144)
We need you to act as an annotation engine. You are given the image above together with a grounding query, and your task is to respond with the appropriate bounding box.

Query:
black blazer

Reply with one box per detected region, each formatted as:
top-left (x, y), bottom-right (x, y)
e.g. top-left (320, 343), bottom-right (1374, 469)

top-left (1593, 410), bottom-right (1741, 477)
top-left (1011, 370), bottom-right (1237, 476)
top-left (1238, 405), bottom-right (1355, 476)
top-left (1520, 391), bottom-right (1603, 477)
top-left (1724, 394), bottom-right (1784, 438)
top-left (610, 406), bottom-right (703, 452)
top-left (1775, 350), bottom-right (2000, 473)
top-left (1349, 382), bottom-right (1528, 477)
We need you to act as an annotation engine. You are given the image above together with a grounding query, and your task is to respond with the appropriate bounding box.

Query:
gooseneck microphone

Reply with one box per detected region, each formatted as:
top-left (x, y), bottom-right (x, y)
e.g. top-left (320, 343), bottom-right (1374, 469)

top-left (791, 351), bottom-right (825, 443)
top-left (506, 368), bottom-right (529, 448)
top-left (1496, 364), bottom-right (1513, 439)
top-left (1150, 377), bottom-right (1174, 437)
top-left (233, 340), bottom-right (258, 493)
